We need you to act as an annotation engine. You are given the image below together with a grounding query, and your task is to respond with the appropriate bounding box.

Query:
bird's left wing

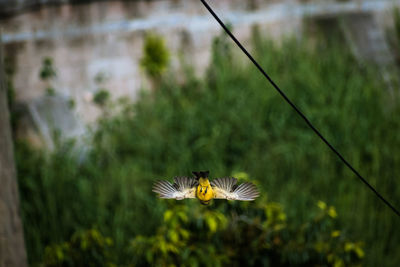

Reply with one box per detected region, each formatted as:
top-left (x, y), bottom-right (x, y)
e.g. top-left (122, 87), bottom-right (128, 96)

top-left (153, 176), bottom-right (197, 200)
top-left (211, 177), bottom-right (259, 201)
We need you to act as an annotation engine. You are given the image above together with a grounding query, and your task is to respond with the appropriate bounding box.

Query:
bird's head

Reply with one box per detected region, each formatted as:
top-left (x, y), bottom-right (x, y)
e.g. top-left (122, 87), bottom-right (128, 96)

top-left (192, 170), bottom-right (209, 179)
top-left (192, 170), bottom-right (210, 186)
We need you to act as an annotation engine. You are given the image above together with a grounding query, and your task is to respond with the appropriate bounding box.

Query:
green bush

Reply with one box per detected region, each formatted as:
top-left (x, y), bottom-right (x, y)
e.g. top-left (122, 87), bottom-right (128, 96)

top-left (42, 229), bottom-right (115, 267)
top-left (16, 142), bottom-right (163, 264)
top-left (93, 89), bottom-right (110, 107)
top-left (130, 191), bottom-right (364, 267)
top-left (140, 33), bottom-right (170, 79)
top-left (40, 57), bottom-right (57, 80)
top-left (15, 33), bottom-right (400, 266)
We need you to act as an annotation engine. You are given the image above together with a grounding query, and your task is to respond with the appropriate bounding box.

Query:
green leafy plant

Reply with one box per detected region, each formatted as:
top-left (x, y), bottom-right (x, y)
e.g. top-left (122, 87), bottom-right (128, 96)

top-left (45, 87), bottom-right (56, 96)
top-left (67, 99), bottom-right (75, 109)
top-left (129, 196), bottom-right (364, 267)
top-left (39, 57), bottom-right (58, 97)
top-left (93, 89), bottom-right (110, 107)
top-left (140, 33), bottom-right (170, 80)
top-left (15, 33), bottom-right (400, 266)
top-left (40, 57), bottom-right (57, 80)
top-left (42, 229), bottom-right (115, 267)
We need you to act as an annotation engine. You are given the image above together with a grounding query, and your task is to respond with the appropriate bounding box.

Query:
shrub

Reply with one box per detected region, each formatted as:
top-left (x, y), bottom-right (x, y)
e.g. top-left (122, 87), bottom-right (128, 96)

top-left (140, 33), bottom-right (170, 80)
top-left (129, 196), bottom-right (364, 266)
top-left (42, 229), bottom-right (115, 267)
top-left (40, 57), bottom-right (57, 80)
top-left (93, 89), bottom-right (110, 107)
top-left (15, 33), bottom-right (400, 266)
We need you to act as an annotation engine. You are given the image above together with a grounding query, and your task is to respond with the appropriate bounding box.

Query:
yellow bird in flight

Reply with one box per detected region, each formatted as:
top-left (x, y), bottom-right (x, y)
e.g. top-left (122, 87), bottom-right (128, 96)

top-left (152, 171), bottom-right (259, 205)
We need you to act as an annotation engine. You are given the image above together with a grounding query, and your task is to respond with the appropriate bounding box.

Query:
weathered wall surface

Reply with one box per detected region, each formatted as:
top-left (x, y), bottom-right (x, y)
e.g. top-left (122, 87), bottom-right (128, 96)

top-left (1, 0), bottom-right (302, 129)
top-left (1, 0), bottom-right (399, 146)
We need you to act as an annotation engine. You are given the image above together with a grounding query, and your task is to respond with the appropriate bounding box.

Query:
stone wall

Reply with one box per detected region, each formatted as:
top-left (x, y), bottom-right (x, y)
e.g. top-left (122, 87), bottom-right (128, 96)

top-left (1, 0), bottom-right (399, 147)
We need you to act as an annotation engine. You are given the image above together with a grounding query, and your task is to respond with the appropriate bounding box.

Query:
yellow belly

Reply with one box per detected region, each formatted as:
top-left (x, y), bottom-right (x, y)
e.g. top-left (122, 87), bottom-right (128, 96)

top-left (196, 185), bottom-right (214, 202)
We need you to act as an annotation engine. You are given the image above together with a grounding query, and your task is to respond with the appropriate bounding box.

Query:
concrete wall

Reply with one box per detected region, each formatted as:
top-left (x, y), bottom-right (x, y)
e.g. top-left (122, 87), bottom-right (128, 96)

top-left (1, 0), bottom-right (399, 146)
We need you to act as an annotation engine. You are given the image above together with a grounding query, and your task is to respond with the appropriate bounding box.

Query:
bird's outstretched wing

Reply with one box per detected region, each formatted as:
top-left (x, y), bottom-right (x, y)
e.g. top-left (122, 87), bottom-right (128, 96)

top-left (153, 176), bottom-right (198, 200)
top-left (211, 177), bottom-right (259, 201)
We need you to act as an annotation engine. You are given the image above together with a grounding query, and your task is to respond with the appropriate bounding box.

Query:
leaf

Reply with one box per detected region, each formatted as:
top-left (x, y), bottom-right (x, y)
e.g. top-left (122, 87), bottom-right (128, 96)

top-left (206, 217), bottom-right (218, 233)
top-left (164, 210), bottom-right (174, 222)
top-left (317, 201), bottom-right (327, 210)
top-left (331, 230), bottom-right (341, 238)
top-left (328, 206), bottom-right (338, 218)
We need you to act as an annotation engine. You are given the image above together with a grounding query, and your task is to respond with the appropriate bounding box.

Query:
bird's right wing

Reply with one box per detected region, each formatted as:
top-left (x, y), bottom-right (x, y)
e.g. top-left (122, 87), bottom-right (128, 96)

top-left (152, 176), bottom-right (197, 200)
top-left (211, 177), bottom-right (259, 201)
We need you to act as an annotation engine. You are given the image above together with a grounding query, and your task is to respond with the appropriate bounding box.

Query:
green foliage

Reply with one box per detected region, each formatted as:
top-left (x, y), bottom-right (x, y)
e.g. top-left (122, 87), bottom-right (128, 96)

top-left (15, 142), bottom-right (163, 264)
top-left (94, 72), bottom-right (108, 84)
top-left (130, 196), bottom-right (363, 267)
top-left (40, 57), bottom-right (57, 80)
top-left (15, 33), bottom-right (400, 266)
top-left (130, 203), bottom-right (228, 266)
top-left (93, 89), bottom-right (110, 107)
top-left (42, 229), bottom-right (115, 267)
top-left (68, 99), bottom-right (76, 109)
top-left (40, 57), bottom-right (58, 98)
top-left (140, 33), bottom-right (170, 79)
top-left (45, 87), bottom-right (56, 96)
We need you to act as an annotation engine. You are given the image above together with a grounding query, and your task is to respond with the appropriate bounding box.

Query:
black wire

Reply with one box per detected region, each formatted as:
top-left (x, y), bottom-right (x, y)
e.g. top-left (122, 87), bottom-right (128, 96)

top-left (200, 0), bottom-right (400, 218)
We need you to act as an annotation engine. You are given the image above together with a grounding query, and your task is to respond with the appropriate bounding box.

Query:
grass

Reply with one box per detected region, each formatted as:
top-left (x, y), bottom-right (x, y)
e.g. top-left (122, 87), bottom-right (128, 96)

top-left (14, 33), bottom-right (400, 266)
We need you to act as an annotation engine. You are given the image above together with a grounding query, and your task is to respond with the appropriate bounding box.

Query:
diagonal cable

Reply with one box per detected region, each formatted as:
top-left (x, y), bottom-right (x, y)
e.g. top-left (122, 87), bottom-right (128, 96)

top-left (200, 0), bottom-right (400, 217)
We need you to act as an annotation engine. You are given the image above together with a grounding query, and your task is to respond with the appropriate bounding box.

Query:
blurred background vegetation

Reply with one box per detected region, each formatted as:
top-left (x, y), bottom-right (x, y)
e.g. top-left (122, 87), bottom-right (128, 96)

top-left (7, 17), bottom-right (400, 267)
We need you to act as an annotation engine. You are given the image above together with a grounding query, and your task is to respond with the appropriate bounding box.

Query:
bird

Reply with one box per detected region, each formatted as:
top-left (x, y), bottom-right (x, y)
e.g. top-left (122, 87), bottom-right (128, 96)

top-left (152, 171), bottom-right (259, 205)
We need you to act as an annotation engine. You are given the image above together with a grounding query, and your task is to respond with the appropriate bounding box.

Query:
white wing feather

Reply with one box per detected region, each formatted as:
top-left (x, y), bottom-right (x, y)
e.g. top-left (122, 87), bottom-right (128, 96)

top-left (211, 177), bottom-right (259, 201)
top-left (153, 176), bottom-right (197, 200)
